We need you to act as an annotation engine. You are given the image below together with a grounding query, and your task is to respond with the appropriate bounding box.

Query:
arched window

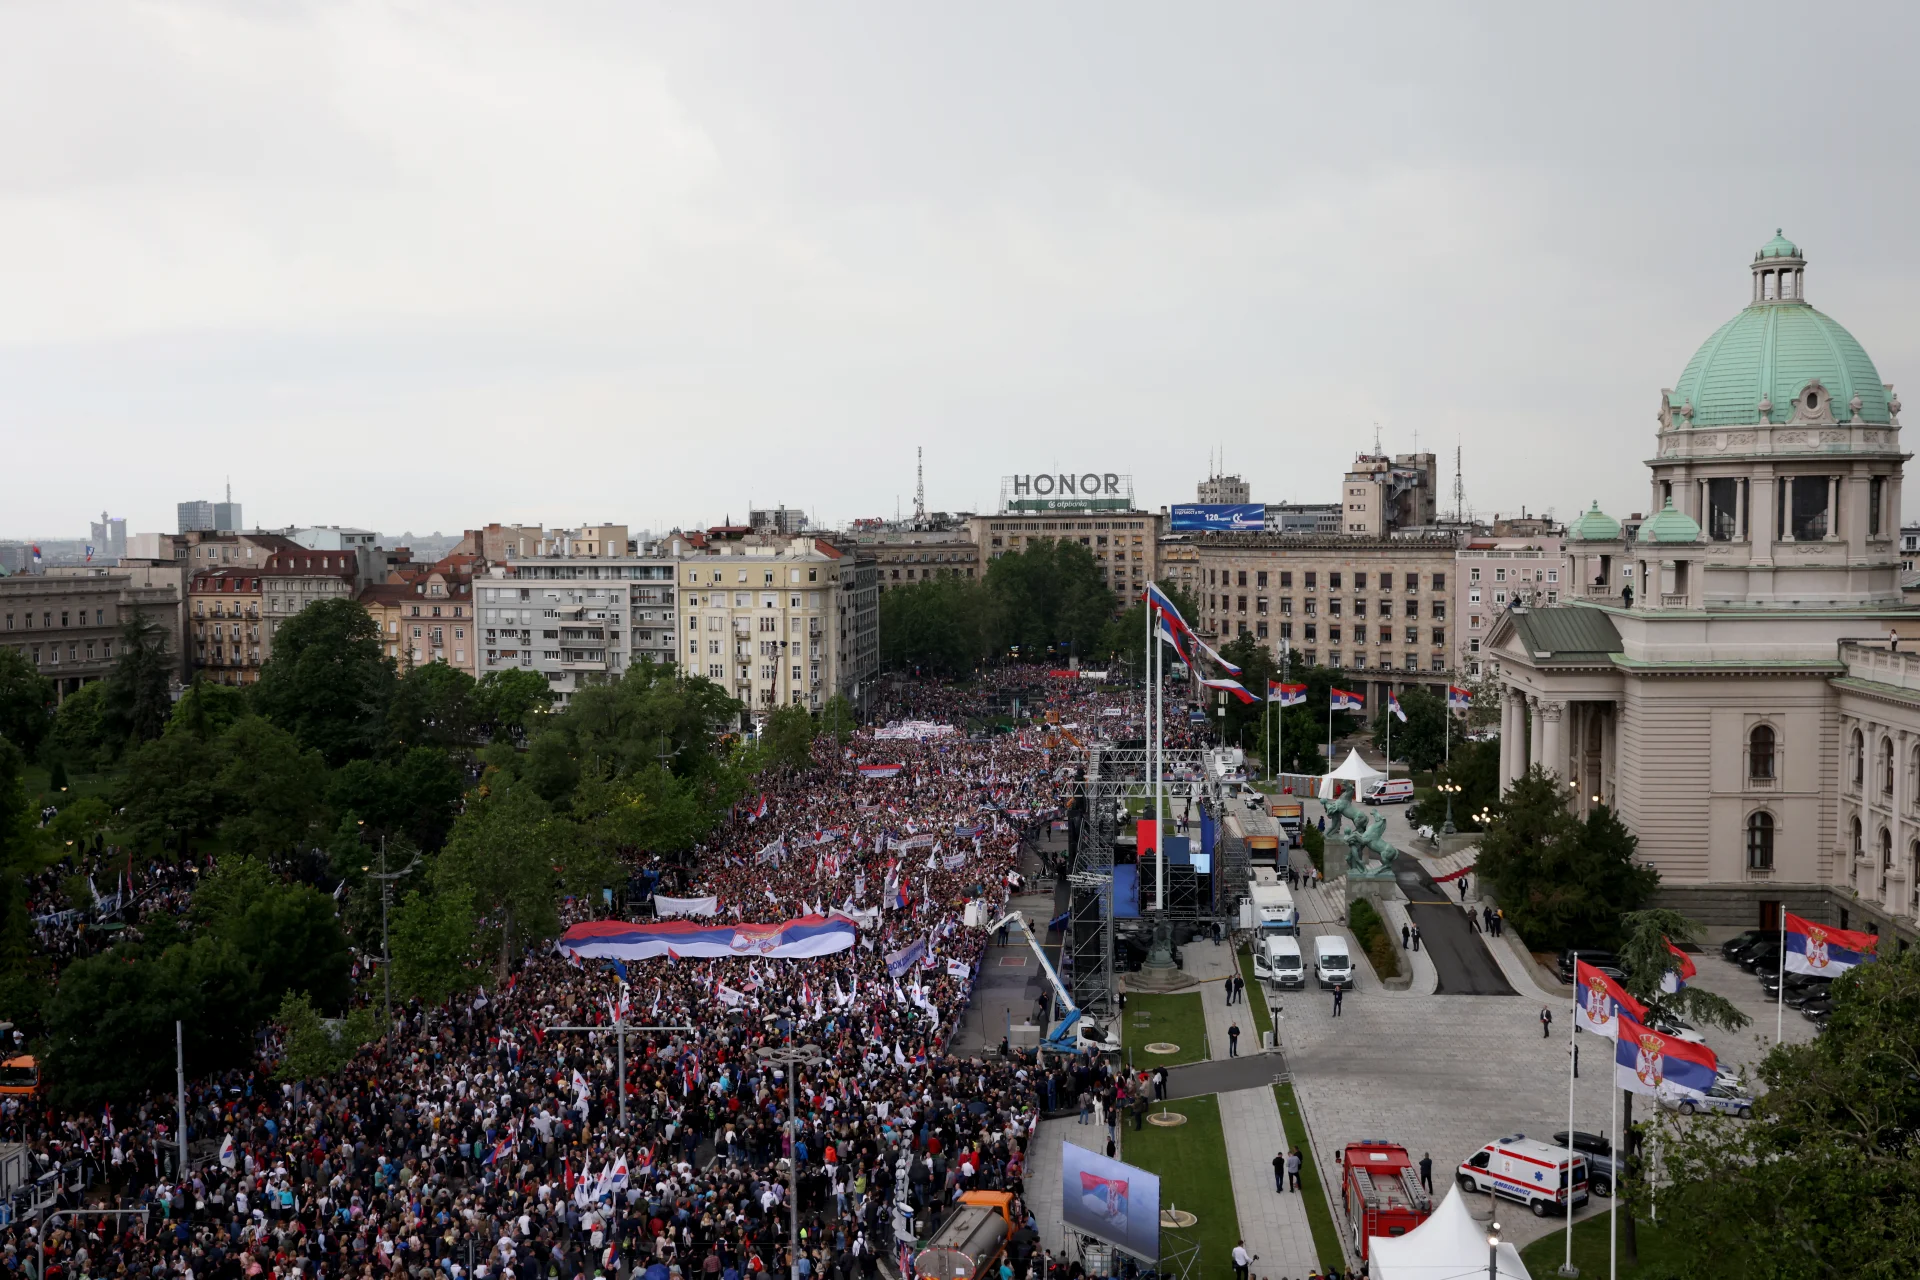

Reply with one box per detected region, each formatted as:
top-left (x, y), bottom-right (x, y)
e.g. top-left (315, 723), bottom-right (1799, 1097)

top-left (1882, 827), bottom-right (1894, 869)
top-left (1746, 812), bottom-right (1774, 870)
top-left (1748, 725), bottom-right (1776, 781)
top-left (1852, 728), bottom-right (1865, 786)
top-left (1851, 816), bottom-right (1864, 859)
top-left (1883, 738), bottom-right (1896, 796)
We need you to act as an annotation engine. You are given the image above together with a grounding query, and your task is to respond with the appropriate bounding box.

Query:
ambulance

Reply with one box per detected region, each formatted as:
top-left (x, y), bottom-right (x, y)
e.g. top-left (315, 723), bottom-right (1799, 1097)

top-left (1456, 1134), bottom-right (1589, 1218)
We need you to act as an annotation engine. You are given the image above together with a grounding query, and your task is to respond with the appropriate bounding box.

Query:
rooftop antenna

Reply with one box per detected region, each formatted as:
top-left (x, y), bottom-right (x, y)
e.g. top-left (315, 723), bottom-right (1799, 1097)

top-left (1452, 440), bottom-right (1466, 524)
top-left (915, 447), bottom-right (925, 520)
top-left (1372, 422), bottom-right (1382, 456)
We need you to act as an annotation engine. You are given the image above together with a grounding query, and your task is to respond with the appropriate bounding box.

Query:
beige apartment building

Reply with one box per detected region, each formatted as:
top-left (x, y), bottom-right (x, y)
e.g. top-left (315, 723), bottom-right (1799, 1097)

top-left (858, 528), bottom-right (980, 592)
top-left (1456, 535), bottom-right (1570, 678)
top-left (1187, 533), bottom-right (1459, 706)
top-left (677, 535), bottom-right (878, 725)
top-left (360, 567), bottom-right (479, 676)
top-left (190, 548), bottom-right (359, 684)
top-left (965, 511), bottom-right (1163, 599)
top-left (0, 565), bottom-right (188, 698)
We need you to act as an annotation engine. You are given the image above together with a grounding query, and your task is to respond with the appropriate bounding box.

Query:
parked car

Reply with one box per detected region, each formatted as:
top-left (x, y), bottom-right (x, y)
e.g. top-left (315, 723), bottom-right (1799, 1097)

top-left (1803, 1003), bottom-right (1832, 1026)
top-left (1549, 1131), bottom-right (1616, 1198)
top-left (1784, 976), bottom-right (1836, 1008)
top-left (1738, 941), bottom-right (1782, 974)
top-left (1645, 1011), bottom-right (1706, 1043)
top-left (1556, 950), bottom-right (1621, 984)
top-left (1797, 991), bottom-right (1834, 1018)
top-left (1662, 1081), bottom-right (1755, 1119)
top-left (1719, 930), bottom-right (1769, 962)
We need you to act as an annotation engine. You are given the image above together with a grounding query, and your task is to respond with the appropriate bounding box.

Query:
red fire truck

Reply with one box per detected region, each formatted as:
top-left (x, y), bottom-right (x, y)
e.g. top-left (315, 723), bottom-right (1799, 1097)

top-left (1340, 1141), bottom-right (1434, 1260)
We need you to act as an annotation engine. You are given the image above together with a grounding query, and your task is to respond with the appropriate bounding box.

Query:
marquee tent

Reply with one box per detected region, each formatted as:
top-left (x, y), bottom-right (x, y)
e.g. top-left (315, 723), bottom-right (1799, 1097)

top-left (1367, 1187), bottom-right (1532, 1280)
top-left (1318, 749), bottom-right (1387, 800)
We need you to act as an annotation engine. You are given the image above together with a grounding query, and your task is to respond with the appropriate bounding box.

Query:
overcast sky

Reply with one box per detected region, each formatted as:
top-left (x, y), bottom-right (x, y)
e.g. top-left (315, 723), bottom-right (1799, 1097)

top-left (6, 2), bottom-right (1920, 540)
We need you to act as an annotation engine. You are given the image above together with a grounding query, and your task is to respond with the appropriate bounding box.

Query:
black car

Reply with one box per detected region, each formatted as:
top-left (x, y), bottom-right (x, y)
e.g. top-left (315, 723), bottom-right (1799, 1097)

top-left (1785, 978), bottom-right (1835, 1009)
top-left (1739, 941), bottom-right (1782, 974)
top-left (1719, 930), bottom-right (1769, 962)
top-left (1557, 949), bottom-right (1621, 984)
top-left (1549, 1130), bottom-right (1616, 1197)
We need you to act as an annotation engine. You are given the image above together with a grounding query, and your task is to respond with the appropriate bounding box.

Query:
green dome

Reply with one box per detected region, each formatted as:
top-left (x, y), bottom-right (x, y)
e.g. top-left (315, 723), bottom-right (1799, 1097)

top-left (1636, 498), bottom-right (1701, 544)
top-left (1671, 296), bottom-right (1889, 428)
top-left (1756, 228), bottom-right (1799, 259)
top-left (1568, 500), bottom-right (1621, 542)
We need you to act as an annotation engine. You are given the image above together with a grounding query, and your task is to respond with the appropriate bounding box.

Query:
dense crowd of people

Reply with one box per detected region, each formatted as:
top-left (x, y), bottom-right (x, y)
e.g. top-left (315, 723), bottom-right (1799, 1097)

top-left (0, 675), bottom-right (1161, 1280)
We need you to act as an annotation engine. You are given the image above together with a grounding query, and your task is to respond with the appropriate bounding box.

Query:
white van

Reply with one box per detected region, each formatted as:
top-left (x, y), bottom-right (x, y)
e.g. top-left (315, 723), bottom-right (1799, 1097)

top-left (1313, 935), bottom-right (1353, 988)
top-left (1251, 935), bottom-right (1306, 989)
top-left (1364, 778), bottom-right (1415, 805)
top-left (1457, 1134), bottom-right (1590, 1218)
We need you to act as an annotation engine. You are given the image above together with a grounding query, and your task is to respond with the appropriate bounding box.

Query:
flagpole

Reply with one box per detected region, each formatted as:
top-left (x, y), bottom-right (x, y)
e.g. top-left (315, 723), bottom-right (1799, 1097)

top-left (1385, 683), bottom-right (1392, 775)
top-left (1776, 906), bottom-right (1785, 1044)
top-left (1564, 949), bottom-right (1578, 1277)
top-left (1609, 1078), bottom-right (1619, 1280)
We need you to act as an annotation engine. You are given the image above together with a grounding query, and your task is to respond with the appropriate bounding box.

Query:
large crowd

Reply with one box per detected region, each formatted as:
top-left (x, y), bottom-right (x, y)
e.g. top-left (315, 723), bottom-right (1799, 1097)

top-left (0, 675), bottom-right (1162, 1280)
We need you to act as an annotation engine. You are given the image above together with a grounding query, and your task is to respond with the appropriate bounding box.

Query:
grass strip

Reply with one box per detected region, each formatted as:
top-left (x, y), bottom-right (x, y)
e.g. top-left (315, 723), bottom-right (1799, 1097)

top-left (1123, 1093), bottom-right (1240, 1277)
top-left (1347, 897), bottom-right (1401, 980)
top-left (1518, 1211), bottom-right (1679, 1278)
top-left (1273, 1082), bottom-right (1347, 1273)
top-left (1121, 991), bottom-right (1209, 1067)
top-left (1235, 944), bottom-right (1274, 1040)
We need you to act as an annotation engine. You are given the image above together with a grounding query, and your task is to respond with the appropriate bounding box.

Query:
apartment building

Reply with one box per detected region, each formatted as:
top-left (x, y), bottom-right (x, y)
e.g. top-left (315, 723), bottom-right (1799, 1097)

top-left (1188, 532), bottom-right (1460, 709)
top-left (1339, 453), bottom-right (1439, 536)
top-left (965, 510), bottom-right (1163, 599)
top-left (677, 535), bottom-right (879, 724)
top-left (0, 565), bottom-right (187, 698)
top-left (360, 566), bottom-right (478, 676)
top-left (856, 527), bottom-right (980, 592)
top-left (190, 547), bottom-right (358, 684)
top-left (1455, 535), bottom-right (1570, 678)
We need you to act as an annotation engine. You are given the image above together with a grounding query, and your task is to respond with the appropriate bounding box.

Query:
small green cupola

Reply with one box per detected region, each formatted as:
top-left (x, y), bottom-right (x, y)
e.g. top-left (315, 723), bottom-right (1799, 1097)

top-left (1568, 501), bottom-right (1622, 543)
top-left (1636, 498), bottom-right (1701, 545)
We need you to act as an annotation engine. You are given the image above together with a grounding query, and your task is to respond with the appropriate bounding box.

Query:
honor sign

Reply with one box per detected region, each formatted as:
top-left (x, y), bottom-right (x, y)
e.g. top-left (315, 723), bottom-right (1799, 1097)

top-left (1000, 472), bottom-right (1135, 513)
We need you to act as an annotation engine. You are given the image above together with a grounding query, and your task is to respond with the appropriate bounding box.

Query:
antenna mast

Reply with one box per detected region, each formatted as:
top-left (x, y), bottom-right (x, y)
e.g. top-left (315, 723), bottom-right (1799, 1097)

top-left (1452, 441), bottom-right (1466, 524)
top-left (915, 448), bottom-right (925, 520)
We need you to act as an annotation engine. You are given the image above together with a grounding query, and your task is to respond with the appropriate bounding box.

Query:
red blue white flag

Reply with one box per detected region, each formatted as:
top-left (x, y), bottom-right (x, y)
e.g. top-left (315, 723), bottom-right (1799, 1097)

top-left (1574, 958), bottom-right (1647, 1039)
top-left (1784, 911), bottom-right (1879, 976)
top-left (1613, 1016), bottom-right (1718, 1101)
top-left (1330, 688), bottom-right (1364, 712)
top-left (1201, 678), bottom-right (1259, 704)
top-left (1269, 681), bottom-right (1307, 707)
top-left (1387, 693), bottom-right (1406, 723)
top-left (1447, 684), bottom-right (1473, 712)
top-left (1659, 938), bottom-right (1697, 994)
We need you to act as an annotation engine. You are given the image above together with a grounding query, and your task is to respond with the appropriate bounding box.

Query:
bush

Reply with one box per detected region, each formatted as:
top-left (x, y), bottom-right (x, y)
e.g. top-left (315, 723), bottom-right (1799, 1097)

top-left (1348, 898), bottom-right (1400, 980)
top-left (1301, 823), bottom-right (1325, 873)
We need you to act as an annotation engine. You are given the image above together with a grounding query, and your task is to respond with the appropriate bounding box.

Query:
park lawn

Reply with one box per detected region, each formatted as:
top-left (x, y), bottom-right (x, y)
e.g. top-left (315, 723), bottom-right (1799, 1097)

top-left (1234, 944), bottom-right (1273, 1040)
top-left (1274, 1082), bottom-right (1348, 1274)
top-left (1121, 991), bottom-right (1209, 1067)
top-left (24, 764), bottom-right (121, 807)
top-left (1122, 1093), bottom-right (1240, 1279)
top-left (1519, 1212), bottom-right (1680, 1278)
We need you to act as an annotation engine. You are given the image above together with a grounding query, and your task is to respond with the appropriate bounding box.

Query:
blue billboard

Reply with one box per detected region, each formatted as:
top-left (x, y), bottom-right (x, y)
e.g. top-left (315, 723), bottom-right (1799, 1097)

top-left (1170, 503), bottom-right (1264, 532)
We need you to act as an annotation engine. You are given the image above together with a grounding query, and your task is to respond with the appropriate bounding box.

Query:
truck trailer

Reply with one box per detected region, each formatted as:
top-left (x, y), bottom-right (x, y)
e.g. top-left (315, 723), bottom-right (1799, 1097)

top-left (913, 1191), bottom-right (1015, 1280)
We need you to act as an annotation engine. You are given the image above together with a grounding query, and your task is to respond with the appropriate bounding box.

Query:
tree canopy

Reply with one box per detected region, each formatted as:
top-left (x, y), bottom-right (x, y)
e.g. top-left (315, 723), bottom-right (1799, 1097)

top-left (0, 647), bottom-right (53, 757)
top-left (1474, 767), bottom-right (1659, 950)
top-left (252, 597), bottom-right (396, 765)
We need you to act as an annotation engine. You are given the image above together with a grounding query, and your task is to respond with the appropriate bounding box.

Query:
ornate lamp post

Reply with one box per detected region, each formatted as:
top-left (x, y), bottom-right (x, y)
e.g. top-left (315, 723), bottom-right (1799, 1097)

top-left (1437, 781), bottom-right (1461, 836)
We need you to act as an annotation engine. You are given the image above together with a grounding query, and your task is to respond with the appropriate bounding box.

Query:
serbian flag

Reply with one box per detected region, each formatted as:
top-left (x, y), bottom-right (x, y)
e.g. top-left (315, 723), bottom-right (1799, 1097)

top-left (1574, 958), bottom-right (1646, 1039)
top-left (1192, 633), bottom-right (1242, 677)
top-left (1269, 681), bottom-right (1306, 707)
top-left (1330, 688), bottom-right (1365, 712)
top-left (1201, 678), bottom-right (1260, 705)
top-left (860, 763), bottom-right (905, 779)
top-left (748, 795), bottom-right (769, 823)
top-left (1077, 1170), bottom-right (1131, 1225)
top-left (1387, 693), bottom-right (1406, 723)
top-left (1145, 584), bottom-right (1192, 636)
top-left (1447, 685), bottom-right (1473, 712)
top-left (1660, 939), bottom-right (1697, 994)
top-left (1157, 619), bottom-right (1193, 665)
top-left (1784, 911), bottom-right (1879, 976)
top-left (1614, 1016), bottom-right (1718, 1101)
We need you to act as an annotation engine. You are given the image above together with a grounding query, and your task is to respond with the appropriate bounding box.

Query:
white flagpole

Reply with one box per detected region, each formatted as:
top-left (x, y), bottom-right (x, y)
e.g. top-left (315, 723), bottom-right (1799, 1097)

top-left (1155, 614), bottom-right (1165, 913)
top-left (1385, 684), bottom-right (1393, 774)
top-left (1565, 949), bottom-right (1578, 1275)
top-left (1609, 1078), bottom-right (1619, 1280)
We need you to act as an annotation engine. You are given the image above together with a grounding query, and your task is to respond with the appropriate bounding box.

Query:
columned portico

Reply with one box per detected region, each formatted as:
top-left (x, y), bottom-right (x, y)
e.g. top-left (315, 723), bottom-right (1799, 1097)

top-left (1540, 701), bottom-right (1565, 780)
top-left (1527, 697), bottom-right (1543, 771)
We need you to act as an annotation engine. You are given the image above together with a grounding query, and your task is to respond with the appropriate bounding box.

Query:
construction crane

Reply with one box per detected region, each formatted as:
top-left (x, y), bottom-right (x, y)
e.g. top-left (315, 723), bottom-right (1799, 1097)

top-left (988, 910), bottom-right (1121, 1057)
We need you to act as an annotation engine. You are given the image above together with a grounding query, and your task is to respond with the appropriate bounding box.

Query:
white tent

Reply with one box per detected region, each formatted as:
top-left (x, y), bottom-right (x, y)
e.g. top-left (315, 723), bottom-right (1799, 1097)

top-left (1318, 749), bottom-right (1387, 800)
top-left (1368, 1186), bottom-right (1532, 1280)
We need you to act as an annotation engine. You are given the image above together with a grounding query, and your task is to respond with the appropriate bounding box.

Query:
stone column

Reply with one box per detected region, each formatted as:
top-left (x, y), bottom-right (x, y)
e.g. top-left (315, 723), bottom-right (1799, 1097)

top-left (1528, 696), bottom-right (1544, 771)
top-left (1541, 701), bottom-right (1566, 782)
top-left (1500, 689), bottom-right (1521, 788)
top-left (1780, 475), bottom-right (1794, 541)
top-left (1827, 475), bottom-right (1841, 541)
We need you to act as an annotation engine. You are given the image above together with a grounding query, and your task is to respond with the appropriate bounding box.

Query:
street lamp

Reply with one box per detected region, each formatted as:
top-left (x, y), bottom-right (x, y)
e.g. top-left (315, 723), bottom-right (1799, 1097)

top-left (1437, 781), bottom-right (1461, 836)
top-left (760, 1042), bottom-right (824, 1280)
top-left (1487, 1224), bottom-right (1502, 1280)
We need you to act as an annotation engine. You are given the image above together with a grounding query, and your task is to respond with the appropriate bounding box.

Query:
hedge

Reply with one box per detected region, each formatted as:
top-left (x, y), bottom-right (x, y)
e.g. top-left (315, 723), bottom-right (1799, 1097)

top-left (1347, 897), bottom-right (1401, 980)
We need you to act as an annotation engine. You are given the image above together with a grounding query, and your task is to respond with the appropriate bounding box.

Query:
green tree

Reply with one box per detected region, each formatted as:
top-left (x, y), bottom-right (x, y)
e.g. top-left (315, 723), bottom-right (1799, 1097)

top-left (572, 770), bottom-right (709, 862)
top-left (434, 782), bottom-right (595, 980)
top-left (818, 694), bottom-right (857, 745)
top-left (551, 660), bottom-right (741, 780)
top-left (271, 990), bottom-right (379, 1083)
top-left (100, 611), bottom-right (176, 747)
top-left (474, 668), bottom-right (555, 743)
top-left (1653, 947), bottom-right (1919, 1278)
top-left (42, 681), bottom-right (111, 772)
top-left (0, 648), bottom-right (53, 757)
top-left (1213, 633), bottom-right (1279, 761)
top-left (1408, 736), bottom-right (1499, 831)
top-left (878, 577), bottom-right (995, 676)
top-left (212, 717), bottom-right (329, 862)
top-left (252, 597), bottom-right (396, 765)
top-left (1475, 767), bottom-right (1659, 951)
top-left (387, 661), bottom-right (478, 752)
top-left (0, 738), bottom-right (50, 1035)
top-left (1368, 685), bottom-right (1450, 772)
top-left (167, 673), bottom-right (248, 741)
top-left (387, 887), bottom-right (477, 1005)
top-left (327, 746), bottom-right (467, 851)
top-left (115, 731), bottom-right (222, 855)
top-left (983, 539), bottom-right (1115, 662)
top-left (191, 856), bottom-right (353, 1016)
top-left (760, 703), bottom-right (817, 773)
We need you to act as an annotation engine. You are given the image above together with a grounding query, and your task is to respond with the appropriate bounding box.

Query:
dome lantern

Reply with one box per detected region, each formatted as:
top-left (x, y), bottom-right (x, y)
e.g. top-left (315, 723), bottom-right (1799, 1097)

top-left (1752, 229), bottom-right (1804, 304)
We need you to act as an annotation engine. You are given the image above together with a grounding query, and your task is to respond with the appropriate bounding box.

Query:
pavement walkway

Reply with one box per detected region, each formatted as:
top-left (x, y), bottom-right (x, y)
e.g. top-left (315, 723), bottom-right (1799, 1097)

top-left (1217, 1086), bottom-right (1320, 1277)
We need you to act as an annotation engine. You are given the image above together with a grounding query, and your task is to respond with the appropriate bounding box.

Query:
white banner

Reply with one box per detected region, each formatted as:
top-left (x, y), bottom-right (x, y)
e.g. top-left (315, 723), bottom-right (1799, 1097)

top-left (946, 959), bottom-right (971, 979)
top-left (753, 837), bottom-right (787, 865)
top-left (654, 895), bottom-right (719, 918)
top-left (874, 721), bottom-right (958, 740)
top-left (717, 985), bottom-right (746, 1008)
top-left (942, 853), bottom-right (968, 870)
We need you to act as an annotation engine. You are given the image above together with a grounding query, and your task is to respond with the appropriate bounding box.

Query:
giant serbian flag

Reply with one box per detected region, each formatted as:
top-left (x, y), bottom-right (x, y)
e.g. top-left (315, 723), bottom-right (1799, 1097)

top-left (1784, 911), bottom-right (1879, 976)
top-left (1574, 958), bottom-right (1647, 1039)
top-left (558, 915), bottom-right (856, 962)
top-left (1613, 1016), bottom-right (1718, 1102)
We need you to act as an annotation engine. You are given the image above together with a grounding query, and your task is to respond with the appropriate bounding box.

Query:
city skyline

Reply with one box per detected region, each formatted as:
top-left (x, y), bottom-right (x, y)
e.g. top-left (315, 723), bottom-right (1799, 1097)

top-left (7, 4), bottom-right (1920, 537)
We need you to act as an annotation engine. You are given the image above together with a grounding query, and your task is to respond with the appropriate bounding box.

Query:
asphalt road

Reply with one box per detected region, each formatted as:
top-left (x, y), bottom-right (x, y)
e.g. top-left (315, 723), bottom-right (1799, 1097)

top-left (1166, 1050), bottom-right (1290, 1098)
top-left (1397, 861), bottom-right (1516, 996)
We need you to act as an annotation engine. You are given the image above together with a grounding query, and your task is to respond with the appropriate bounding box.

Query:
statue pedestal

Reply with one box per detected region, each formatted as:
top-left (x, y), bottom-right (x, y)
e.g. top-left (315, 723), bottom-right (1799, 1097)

top-left (1127, 966), bottom-right (1198, 992)
top-left (1345, 872), bottom-right (1404, 911)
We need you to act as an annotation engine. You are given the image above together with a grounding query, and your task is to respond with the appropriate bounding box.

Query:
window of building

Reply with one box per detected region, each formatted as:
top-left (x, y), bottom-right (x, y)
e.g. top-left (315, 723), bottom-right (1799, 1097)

top-left (1851, 815), bottom-right (1864, 859)
top-left (1329, 599), bottom-right (1342, 617)
top-left (1882, 826), bottom-right (1894, 869)
top-left (1353, 572), bottom-right (1367, 589)
top-left (1304, 623), bottom-right (1317, 642)
top-left (1495, 567), bottom-right (1506, 582)
top-left (1546, 569), bottom-right (1559, 584)
top-left (1883, 737), bottom-right (1896, 795)
top-left (1871, 476), bottom-right (1886, 536)
top-left (1852, 727), bottom-right (1865, 787)
top-left (1470, 567), bottom-right (1481, 582)
top-left (1432, 628), bottom-right (1445, 647)
top-left (1329, 625), bottom-right (1342, 643)
top-left (1469, 638), bottom-right (1481, 652)
top-left (1237, 595), bottom-right (1248, 613)
top-left (1279, 622), bottom-right (1292, 640)
top-left (1256, 571), bottom-right (1268, 588)
top-left (1748, 725), bottom-right (1775, 780)
top-left (1431, 573), bottom-right (1445, 590)
top-left (1256, 597), bottom-right (1268, 615)
top-left (1330, 572), bottom-right (1342, 589)
top-left (1280, 572), bottom-right (1292, 588)
top-left (1305, 572), bottom-right (1317, 590)
top-left (1255, 621), bottom-right (1268, 638)
top-left (1354, 600), bottom-right (1366, 618)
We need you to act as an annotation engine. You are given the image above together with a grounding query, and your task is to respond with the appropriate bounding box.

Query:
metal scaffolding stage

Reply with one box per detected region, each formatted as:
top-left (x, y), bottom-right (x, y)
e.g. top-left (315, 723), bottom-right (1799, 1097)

top-left (1058, 741), bottom-right (1237, 1018)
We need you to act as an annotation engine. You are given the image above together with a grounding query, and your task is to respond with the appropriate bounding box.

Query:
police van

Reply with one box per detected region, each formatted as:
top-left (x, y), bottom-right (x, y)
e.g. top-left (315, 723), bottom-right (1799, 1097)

top-left (1456, 1134), bottom-right (1589, 1218)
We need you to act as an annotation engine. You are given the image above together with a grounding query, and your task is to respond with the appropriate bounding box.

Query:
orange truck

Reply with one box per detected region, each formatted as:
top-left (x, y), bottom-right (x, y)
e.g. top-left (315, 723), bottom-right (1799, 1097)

top-left (913, 1191), bottom-right (1015, 1280)
top-left (0, 1055), bottom-right (40, 1098)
